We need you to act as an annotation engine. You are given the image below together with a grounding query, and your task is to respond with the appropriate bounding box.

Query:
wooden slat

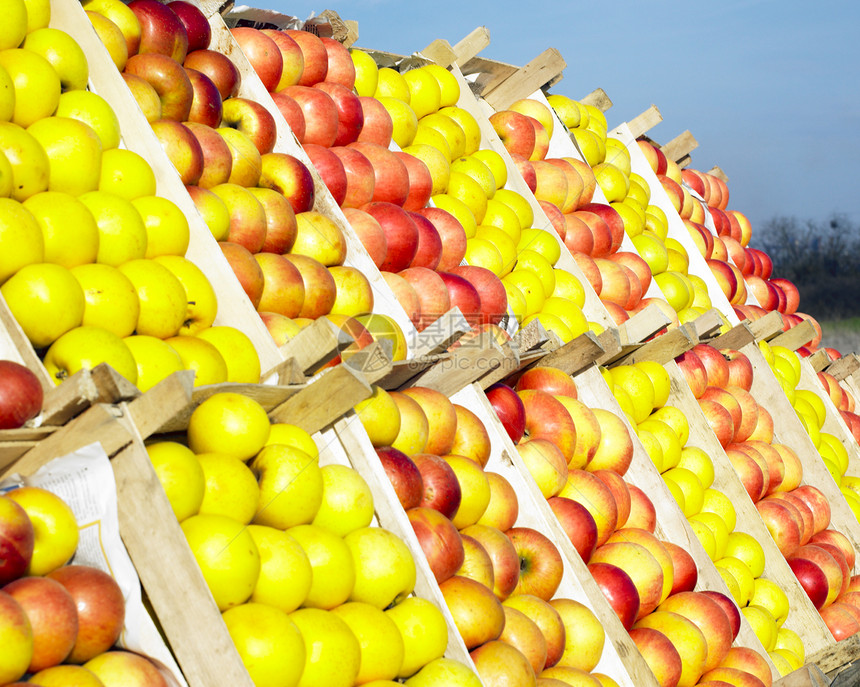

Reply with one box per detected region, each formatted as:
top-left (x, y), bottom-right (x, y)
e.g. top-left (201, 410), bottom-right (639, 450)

top-left (124, 371), bottom-right (195, 441)
top-left (343, 341), bottom-right (394, 386)
top-left (625, 105), bottom-right (663, 139)
top-left (452, 26), bottom-right (491, 65)
top-left (748, 311), bottom-right (788, 342)
top-left (111, 416), bottom-right (254, 687)
top-left (411, 308), bottom-right (472, 357)
top-left (580, 88), bottom-right (613, 112)
top-left (482, 48), bottom-right (566, 111)
top-left (660, 130), bottom-right (698, 163)
top-left (268, 364), bottom-right (372, 433)
top-left (708, 166), bottom-right (730, 184)
top-left (825, 354), bottom-right (860, 382)
top-left (376, 355), bottom-right (448, 391)
top-left (689, 308), bottom-right (726, 340)
top-left (618, 303), bottom-right (672, 345)
top-left (420, 38), bottom-right (456, 67)
top-left (808, 634), bottom-right (860, 677)
top-left (0, 293), bottom-right (53, 390)
top-left (531, 331), bottom-right (604, 376)
top-left (808, 350), bottom-right (831, 373)
top-left (405, 334), bottom-right (507, 396)
top-left (769, 320), bottom-right (816, 352)
top-left (278, 317), bottom-right (353, 375)
top-left (615, 324), bottom-right (697, 366)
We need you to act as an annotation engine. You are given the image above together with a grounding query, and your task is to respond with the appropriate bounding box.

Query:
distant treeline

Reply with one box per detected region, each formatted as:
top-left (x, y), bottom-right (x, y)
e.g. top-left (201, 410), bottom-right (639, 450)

top-left (752, 214), bottom-right (860, 320)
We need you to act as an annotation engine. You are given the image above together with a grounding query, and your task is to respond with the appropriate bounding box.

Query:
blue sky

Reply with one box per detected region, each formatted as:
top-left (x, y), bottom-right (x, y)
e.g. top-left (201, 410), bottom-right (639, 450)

top-left (238, 0), bottom-right (860, 240)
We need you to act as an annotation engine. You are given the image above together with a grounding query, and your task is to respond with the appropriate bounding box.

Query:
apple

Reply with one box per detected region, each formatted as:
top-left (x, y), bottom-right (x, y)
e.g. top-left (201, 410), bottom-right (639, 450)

top-left (555, 398), bottom-right (602, 471)
top-left (231, 27), bottom-right (282, 92)
top-left (313, 81), bottom-right (364, 147)
top-left (407, 506), bottom-right (464, 584)
top-left (792, 485), bottom-right (831, 535)
top-left (167, 1), bottom-right (209, 52)
top-left (249, 187), bottom-right (297, 254)
top-left (407, 211), bottom-right (443, 270)
top-left (629, 627), bottom-right (682, 687)
top-left (220, 96), bottom-right (278, 155)
top-left (547, 496), bottom-right (597, 564)
top-left (495, 607), bottom-right (547, 675)
top-left (254, 253), bottom-right (305, 318)
top-left (282, 254), bottom-right (337, 320)
top-left (459, 524), bottom-right (519, 601)
top-left (693, 344), bottom-right (730, 388)
top-left (127, 0), bottom-right (188, 62)
top-left (0, 495), bottom-right (34, 585)
top-left (361, 201), bottom-right (418, 273)
top-left (283, 85), bottom-right (338, 147)
top-left (664, 541), bottom-right (698, 596)
top-left (0, 361), bottom-right (43, 430)
top-left (46, 565), bottom-right (125, 664)
top-left (439, 575), bottom-right (505, 650)
top-left (401, 386), bottom-right (458, 456)
top-left (587, 561), bottom-right (640, 631)
top-left (411, 452), bottom-right (461, 520)
top-left (219, 241), bottom-right (264, 308)
top-left (518, 389), bottom-right (577, 466)
top-left (477, 472), bottom-right (518, 532)
top-left (350, 141), bottom-right (410, 206)
top-left (506, 526), bottom-right (563, 601)
top-left (489, 109), bottom-right (535, 159)
top-left (449, 265), bottom-right (508, 326)
top-left (356, 95), bottom-right (394, 147)
top-left (84, 650), bottom-right (170, 687)
top-left (516, 366), bottom-right (578, 398)
top-left (580, 202), bottom-right (624, 254)
top-left (210, 182), bottom-right (266, 253)
top-left (791, 544), bottom-right (844, 607)
top-left (633, 610), bottom-right (708, 687)
top-left (822, 602), bottom-right (860, 641)
top-left (184, 68), bottom-right (222, 129)
top-left (0, 588), bottom-right (32, 684)
top-left (183, 49), bottom-right (241, 101)
top-left (675, 349), bottom-right (708, 398)
top-left (757, 499), bottom-right (801, 557)
top-left (124, 52), bottom-right (193, 122)
top-left (121, 72), bottom-right (160, 122)
top-left (331, 147), bottom-right (374, 209)
top-left (657, 591), bottom-right (733, 672)
top-left (183, 123), bottom-right (231, 189)
top-left (397, 153), bottom-right (433, 213)
top-left (572, 210), bottom-right (613, 258)
top-left (269, 91), bottom-right (305, 143)
top-left (457, 533), bottom-right (494, 589)
top-left (591, 541), bottom-right (664, 619)
top-left (485, 382), bottom-right (526, 444)
top-left (811, 529), bottom-right (855, 570)
top-left (558, 469), bottom-right (619, 547)
top-left (549, 597), bottom-right (606, 673)
top-left (3, 575), bottom-right (78, 673)
top-left (259, 152), bottom-right (315, 214)
top-left (258, 29), bottom-right (303, 92)
top-left (303, 143), bottom-right (347, 206)
top-left (151, 119), bottom-right (203, 185)
top-left (375, 446), bottom-right (423, 511)
top-left (699, 398), bottom-right (735, 449)
top-left (282, 29), bottom-right (327, 86)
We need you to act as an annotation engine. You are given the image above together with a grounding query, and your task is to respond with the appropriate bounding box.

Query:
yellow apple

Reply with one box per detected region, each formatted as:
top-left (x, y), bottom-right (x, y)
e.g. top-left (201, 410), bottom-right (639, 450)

top-left (145, 441), bottom-right (205, 522)
top-left (98, 148), bottom-right (156, 200)
top-left (223, 602), bottom-right (305, 687)
top-left (21, 27), bottom-right (89, 93)
top-left (328, 265), bottom-right (374, 318)
top-left (251, 444), bottom-right (323, 529)
top-left (451, 155), bottom-right (495, 199)
top-left (378, 95), bottom-right (418, 148)
top-left (386, 597), bottom-right (448, 678)
top-left (85, 10), bottom-right (128, 71)
top-left (482, 198), bottom-right (521, 242)
top-left (0, 48), bottom-right (60, 127)
top-left (130, 195), bottom-right (189, 258)
top-left (312, 464), bottom-right (375, 536)
top-left (27, 116), bottom-right (102, 197)
top-left (374, 67), bottom-right (410, 103)
top-left (247, 525), bottom-right (312, 614)
top-left (0, 196), bottom-right (43, 282)
top-left (265, 423), bottom-right (319, 458)
top-left (355, 313), bottom-right (408, 362)
top-left (0, 120), bottom-right (50, 201)
top-left (447, 170), bottom-right (487, 223)
top-left (332, 601), bottom-right (405, 684)
top-left (79, 190), bottom-right (148, 266)
top-left (405, 658), bottom-right (483, 687)
top-left (402, 143), bottom-right (450, 196)
top-left (7, 486), bottom-right (78, 576)
top-left (290, 607), bottom-right (361, 687)
top-left (438, 106), bottom-right (482, 156)
top-left (81, 0), bottom-right (141, 56)
top-left (164, 335), bottom-right (227, 387)
top-left (195, 326), bottom-right (261, 383)
top-left (70, 263), bottom-right (140, 338)
top-left (353, 385), bottom-right (401, 448)
top-left (0, 149), bottom-right (12, 197)
top-left (412, 122), bottom-right (453, 161)
top-left (23, 0), bottom-right (51, 32)
top-left (152, 255), bottom-right (217, 336)
top-left (288, 524), bottom-right (356, 609)
top-left (118, 258), bottom-right (187, 339)
top-left (403, 66), bottom-right (441, 119)
top-left (421, 112), bottom-right (467, 159)
top-left (1, 262), bottom-right (84, 347)
top-left (344, 526), bottom-right (416, 609)
top-left (28, 666), bottom-right (104, 687)
top-left (181, 513), bottom-right (260, 611)
top-left (0, 590), bottom-right (33, 684)
top-left (187, 391), bottom-right (271, 459)
top-left (23, 191), bottom-right (99, 268)
top-left (123, 334), bottom-right (185, 392)
top-left (464, 237), bottom-right (503, 275)
top-left (0, 0), bottom-right (27, 52)
top-left (350, 48), bottom-right (378, 97)
top-left (0, 66), bottom-right (14, 123)
top-left (431, 193), bottom-right (478, 238)
top-left (42, 325), bottom-right (138, 385)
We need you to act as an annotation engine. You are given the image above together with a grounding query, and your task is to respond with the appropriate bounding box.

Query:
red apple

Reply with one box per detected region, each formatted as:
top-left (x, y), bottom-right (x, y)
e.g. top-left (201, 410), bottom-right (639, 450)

top-left (396, 152), bottom-right (433, 212)
top-left (259, 29), bottom-right (304, 91)
top-left (699, 590), bottom-right (741, 640)
top-left (167, 1), bottom-right (210, 52)
top-left (407, 506), bottom-right (464, 584)
top-left (792, 485), bottom-right (831, 535)
top-left (411, 452), bottom-right (461, 520)
top-left (572, 210), bottom-right (613, 258)
top-left (489, 110), bottom-right (535, 159)
top-left (663, 541), bottom-right (698, 595)
top-left (284, 29), bottom-right (327, 86)
top-left (0, 495), bottom-right (34, 585)
top-left (407, 211), bottom-right (442, 270)
top-left (0, 361), bottom-right (43, 430)
top-left (128, 0), bottom-right (188, 62)
top-left (282, 254), bottom-right (337, 319)
top-left (356, 96), bottom-right (393, 148)
top-left (559, 469), bottom-right (619, 547)
top-left (313, 81), bottom-right (364, 147)
top-left (259, 152), bottom-right (315, 214)
top-left (183, 49), bottom-right (241, 101)
top-left (547, 496), bottom-right (597, 563)
top-left (150, 119), bottom-right (203, 186)
top-left (219, 241), bottom-right (264, 309)
top-left (693, 344), bottom-right (730, 389)
top-left (580, 203), bottom-right (624, 254)
top-left (342, 208), bottom-right (386, 268)
top-left (676, 349), bottom-right (708, 399)
top-left (721, 348), bottom-right (753, 392)
top-left (485, 383), bottom-right (526, 444)
top-left (587, 561), bottom-right (640, 631)
top-left (220, 97), bottom-right (278, 155)
top-left (629, 627), bottom-right (682, 687)
top-left (399, 267), bottom-right (451, 332)
top-left (253, 253), bottom-right (305, 318)
top-left (269, 91), bottom-right (306, 142)
top-left (46, 565), bottom-right (125, 664)
top-left (515, 367), bottom-right (578, 399)
top-left (249, 187), bottom-right (297, 254)
top-left (460, 524), bottom-right (520, 601)
top-left (518, 389), bottom-right (576, 465)
top-left (124, 52), bottom-right (193, 122)
top-left (303, 143), bottom-right (347, 207)
top-left (821, 602), bottom-right (860, 641)
top-left (788, 556), bottom-right (829, 609)
top-left (757, 498), bottom-right (801, 557)
top-left (626, 484), bottom-right (657, 533)
top-left (511, 153), bottom-right (536, 192)
top-left (449, 265), bottom-right (508, 326)
top-left (3, 575), bottom-right (78, 672)
top-left (349, 141), bottom-right (410, 206)
top-left (361, 201), bottom-right (418, 273)
top-left (330, 146), bottom-right (375, 209)
top-left (283, 85), bottom-right (338, 147)
top-left (184, 67), bottom-right (222, 129)
top-left (231, 27), bottom-right (283, 92)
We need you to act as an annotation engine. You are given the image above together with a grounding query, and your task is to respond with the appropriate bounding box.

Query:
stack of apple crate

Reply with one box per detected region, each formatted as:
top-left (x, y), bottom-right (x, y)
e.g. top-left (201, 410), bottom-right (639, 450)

top-left (4, 0), bottom-right (859, 685)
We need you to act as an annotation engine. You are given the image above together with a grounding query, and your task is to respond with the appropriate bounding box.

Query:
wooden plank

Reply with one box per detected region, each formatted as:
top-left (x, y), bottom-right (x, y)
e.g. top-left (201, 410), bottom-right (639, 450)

top-left (809, 634), bottom-right (860, 676)
top-left (708, 166), bottom-right (730, 184)
top-left (482, 48), bottom-right (566, 111)
top-left (772, 664), bottom-right (830, 687)
top-left (626, 105), bottom-right (663, 140)
top-left (826, 354), bottom-right (860, 382)
top-left (111, 418), bottom-right (254, 687)
top-left (809, 349), bottom-right (832, 373)
top-left (420, 38), bottom-right (456, 67)
top-left (749, 311), bottom-right (788, 342)
top-left (406, 334), bottom-right (507, 396)
top-left (268, 364), bottom-right (372, 433)
top-left (770, 320), bottom-right (816, 352)
top-left (511, 318), bottom-right (551, 354)
top-left (0, 293), bottom-right (53, 390)
top-left (90, 364), bottom-right (140, 403)
top-left (594, 327), bottom-right (624, 366)
top-left (376, 355), bottom-right (447, 391)
top-left (452, 26), bottom-right (491, 65)
top-left (618, 303), bottom-right (672, 345)
top-left (278, 317), bottom-right (353, 375)
top-left (343, 341), bottom-right (393, 386)
top-left (532, 331), bottom-right (604, 376)
top-left (616, 325), bottom-right (696, 366)
top-left (411, 308), bottom-right (472, 357)
top-left (580, 88), bottom-right (613, 112)
top-left (1, 404), bottom-right (131, 480)
top-left (124, 371), bottom-right (195, 441)
top-left (708, 321), bottom-right (756, 351)
top-left (660, 130), bottom-right (698, 163)
top-left (690, 308), bottom-right (725, 340)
